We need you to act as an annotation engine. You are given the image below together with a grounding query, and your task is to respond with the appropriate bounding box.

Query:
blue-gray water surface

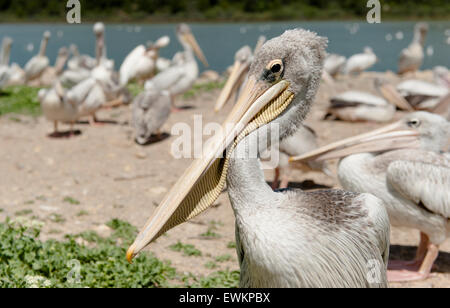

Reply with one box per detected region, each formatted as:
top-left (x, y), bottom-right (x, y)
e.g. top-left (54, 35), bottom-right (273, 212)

top-left (0, 21), bottom-right (449, 74)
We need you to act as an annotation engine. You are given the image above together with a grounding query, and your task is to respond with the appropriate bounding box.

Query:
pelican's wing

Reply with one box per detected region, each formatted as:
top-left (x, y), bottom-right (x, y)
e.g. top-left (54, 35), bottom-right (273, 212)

top-left (24, 57), bottom-right (49, 79)
top-left (145, 65), bottom-right (185, 92)
top-left (119, 45), bottom-right (145, 85)
top-left (387, 159), bottom-right (450, 218)
top-left (330, 91), bottom-right (389, 108)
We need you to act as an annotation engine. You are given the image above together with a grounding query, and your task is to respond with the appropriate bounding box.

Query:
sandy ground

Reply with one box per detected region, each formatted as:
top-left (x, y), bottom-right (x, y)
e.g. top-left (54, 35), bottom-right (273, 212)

top-left (0, 70), bottom-right (449, 288)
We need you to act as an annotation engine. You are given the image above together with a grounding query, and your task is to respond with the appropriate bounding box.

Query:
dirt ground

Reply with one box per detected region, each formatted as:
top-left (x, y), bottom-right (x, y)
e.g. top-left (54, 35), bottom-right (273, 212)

top-left (0, 70), bottom-right (449, 288)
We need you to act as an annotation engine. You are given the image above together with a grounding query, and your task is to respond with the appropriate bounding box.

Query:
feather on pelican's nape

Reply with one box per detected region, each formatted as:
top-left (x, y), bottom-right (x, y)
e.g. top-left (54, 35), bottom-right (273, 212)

top-left (292, 111), bottom-right (450, 282)
top-left (126, 29), bottom-right (390, 288)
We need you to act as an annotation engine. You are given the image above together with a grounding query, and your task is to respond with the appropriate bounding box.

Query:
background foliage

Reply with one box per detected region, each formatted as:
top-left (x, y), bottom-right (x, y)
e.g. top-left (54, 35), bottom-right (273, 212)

top-left (0, 0), bottom-right (449, 21)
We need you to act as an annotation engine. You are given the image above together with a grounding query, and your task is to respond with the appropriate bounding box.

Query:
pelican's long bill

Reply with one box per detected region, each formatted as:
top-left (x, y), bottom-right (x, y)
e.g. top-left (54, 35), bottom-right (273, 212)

top-left (214, 59), bottom-right (250, 112)
top-left (289, 121), bottom-right (421, 163)
top-left (127, 78), bottom-right (294, 262)
top-left (182, 32), bottom-right (209, 67)
top-left (378, 83), bottom-right (414, 111)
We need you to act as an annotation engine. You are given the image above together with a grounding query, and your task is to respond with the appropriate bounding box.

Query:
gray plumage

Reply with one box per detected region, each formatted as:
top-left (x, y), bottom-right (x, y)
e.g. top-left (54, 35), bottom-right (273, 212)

top-left (132, 89), bottom-right (171, 145)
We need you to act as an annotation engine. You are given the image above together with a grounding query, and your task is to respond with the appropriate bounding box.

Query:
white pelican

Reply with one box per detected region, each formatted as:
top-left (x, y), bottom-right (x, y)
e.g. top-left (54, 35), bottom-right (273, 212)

top-left (40, 47), bottom-right (70, 87)
top-left (0, 37), bottom-right (13, 89)
top-left (395, 79), bottom-right (448, 110)
top-left (144, 24), bottom-right (209, 111)
top-left (325, 79), bottom-right (413, 122)
top-left (292, 112), bottom-right (450, 282)
top-left (433, 66), bottom-right (450, 89)
top-left (214, 45), bottom-right (253, 112)
top-left (326, 91), bottom-right (395, 122)
top-left (38, 81), bottom-right (79, 135)
top-left (398, 23), bottom-right (428, 75)
top-left (119, 36), bottom-right (170, 86)
top-left (344, 47), bottom-right (377, 75)
top-left (324, 53), bottom-right (346, 77)
top-left (127, 29), bottom-right (390, 288)
top-left (67, 44), bottom-right (96, 71)
top-left (24, 31), bottom-right (51, 83)
top-left (132, 88), bottom-right (171, 145)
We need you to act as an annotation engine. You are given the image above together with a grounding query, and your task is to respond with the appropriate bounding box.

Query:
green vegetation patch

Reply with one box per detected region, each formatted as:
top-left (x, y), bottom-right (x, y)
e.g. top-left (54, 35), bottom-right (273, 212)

top-left (169, 241), bottom-right (202, 257)
top-left (183, 81), bottom-right (225, 99)
top-left (0, 86), bottom-right (41, 117)
top-left (0, 218), bottom-right (175, 288)
top-left (182, 270), bottom-right (240, 288)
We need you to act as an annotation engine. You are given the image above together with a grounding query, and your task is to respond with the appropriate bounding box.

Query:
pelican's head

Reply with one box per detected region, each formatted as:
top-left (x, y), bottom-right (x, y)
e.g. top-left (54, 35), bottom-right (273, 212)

top-left (126, 28), bottom-right (327, 262)
top-left (176, 23), bottom-right (209, 67)
top-left (214, 45), bottom-right (253, 112)
top-left (43, 31), bottom-right (51, 40)
top-left (290, 112), bottom-right (449, 164)
top-left (414, 22), bottom-right (428, 45)
top-left (93, 22), bottom-right (105, 36)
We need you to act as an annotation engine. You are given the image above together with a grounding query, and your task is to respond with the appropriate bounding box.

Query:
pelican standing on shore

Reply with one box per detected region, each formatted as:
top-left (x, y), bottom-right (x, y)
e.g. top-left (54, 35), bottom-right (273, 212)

top-left (398, 23), bottom-right (428, 75)
top-left (40, 47), bottom-right (70, 87)
top-left (292, 112), bottom-right (450, 282)
top-left (120, 36), bottom-right (170, 86)
top-left (127, 29), bottom-right (390, 288)
top-left (0, 37), bottom-right (13, 89)
top-left (132, 89), bottom-right (171, 145)
top-left (144, 24), bottom-right (209, 111)
top-left (24, 31), bottom-right (51, 83)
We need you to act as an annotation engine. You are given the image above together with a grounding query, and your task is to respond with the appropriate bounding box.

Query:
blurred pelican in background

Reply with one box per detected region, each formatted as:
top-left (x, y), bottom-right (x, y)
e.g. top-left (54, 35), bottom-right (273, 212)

top-left (0, 37), bottom-right (13, 89)
top-left (24, 31), bottom-right (51, 84)
top-left (344, 47), bottom-right (377, 75)
top-left (144, 24), bottom-right (209, 111)
top-left (398, 23), bottom-right (428, 75)
top-left (40, 47), bottom-right (70, 87)
top-left (120, 36), bottom-right (170, 86)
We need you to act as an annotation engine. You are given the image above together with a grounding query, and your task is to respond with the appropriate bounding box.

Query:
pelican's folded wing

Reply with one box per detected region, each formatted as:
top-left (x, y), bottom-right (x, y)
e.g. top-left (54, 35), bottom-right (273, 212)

top-left (145, 65), bottom-right (185, 92)
top-left (387, 160), bottom-right (450, 218)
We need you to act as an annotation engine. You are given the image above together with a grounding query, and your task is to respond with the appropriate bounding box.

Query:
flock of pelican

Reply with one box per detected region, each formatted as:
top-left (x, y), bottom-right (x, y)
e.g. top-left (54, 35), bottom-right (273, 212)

top-left (1, 21), bottom-right (449, 288)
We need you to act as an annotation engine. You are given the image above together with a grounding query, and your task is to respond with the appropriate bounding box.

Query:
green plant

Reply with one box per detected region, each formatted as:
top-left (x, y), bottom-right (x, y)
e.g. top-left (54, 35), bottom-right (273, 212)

top-left (169, 241), bottom-right (202, 257)
top-left (0, 86), bottom-right (41, 116)
top-left (63, 197), bottom-right (80, 205)
top-left (0, 218), bottom-right (175, 288)
top-left (182, 270), bottom-right (240, 288)
top-left (215, 254), bottom-right (232, 263)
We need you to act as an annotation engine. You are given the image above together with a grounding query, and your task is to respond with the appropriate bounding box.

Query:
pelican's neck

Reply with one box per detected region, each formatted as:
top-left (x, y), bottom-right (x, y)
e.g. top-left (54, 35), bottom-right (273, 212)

top-left (39, 37), bottom-right (49, 57)
top-left (227, 129), bottom-right (275, 211)
top-left (226, 99), bottom-right (310, 213)
top-left (1, 45), bottom-right (11, 66)
top-left (178, 36), bottom-right (196, 63)
top-left (413, 29), bottom-right (426, 47)
top-left (96, 34), bottom-right (105, 65)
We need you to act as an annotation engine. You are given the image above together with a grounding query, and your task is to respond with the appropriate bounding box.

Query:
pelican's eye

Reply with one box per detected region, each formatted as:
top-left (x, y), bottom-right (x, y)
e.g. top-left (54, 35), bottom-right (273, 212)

top-left (407, 119), bottom-right (421, 128)
top-left (262, 59), bottom-right (284, 83)
top-left (268, 59), bottom-right (283, 74)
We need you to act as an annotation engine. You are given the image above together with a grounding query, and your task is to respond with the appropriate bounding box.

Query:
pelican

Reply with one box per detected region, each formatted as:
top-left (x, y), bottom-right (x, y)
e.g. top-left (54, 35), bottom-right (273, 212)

top-left (433, 66), bottom-right (450, 89)
top-left (120, 36), bottom-right (170, 86)
top-left (324, 53), bottom-right (346, 77)
top-left (38, 81), bottom-right (79, 135)
top-left (325, 79), bottom-right (413, 122)
top-left (291, 112), bottom-right (450, 282)
top-left (132, 89), bottom-right (171, 145)
top-left (344, 47), bottom-right (377, 75)
top-left (0, 37), bottom-right (13, 89)
top-left (144, 24), bottom-right (209, 111)
top-left (40, 47), bottom-right (70, 87)
top-left (214, 45), bottom-right (253, 112)
top-left (127, 29), bottom-right (390, 288)
top-left (24, 31), bottom-right (51, 83)
top-left (66, 44), bottom-right (96, 71)
top-left (395, 79), bottom-right (448, 111)
top-left (398, 23), bottom-right (428, 75)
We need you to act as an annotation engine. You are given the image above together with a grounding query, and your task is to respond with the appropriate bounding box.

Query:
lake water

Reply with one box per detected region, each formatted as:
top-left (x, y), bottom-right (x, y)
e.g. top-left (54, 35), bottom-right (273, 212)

top-left (1, 21), bottom-right (449, 74)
